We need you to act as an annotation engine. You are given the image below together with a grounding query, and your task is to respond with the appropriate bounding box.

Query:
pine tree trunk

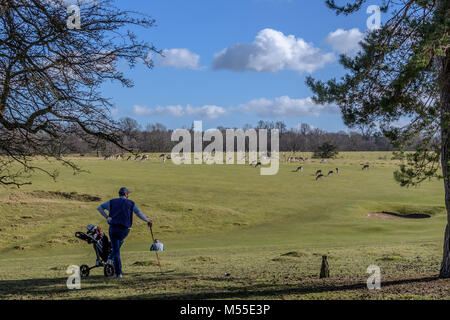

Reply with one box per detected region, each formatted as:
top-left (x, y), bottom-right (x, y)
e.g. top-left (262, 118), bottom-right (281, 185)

top-left (439, 43), bottom-right (450, 278)
top-left (440, 225), bottom-right (450, 277)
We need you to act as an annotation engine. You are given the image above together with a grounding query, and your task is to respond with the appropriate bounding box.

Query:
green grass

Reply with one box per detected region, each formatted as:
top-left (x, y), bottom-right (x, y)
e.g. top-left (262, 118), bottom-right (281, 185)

top-left (0, 152), bottom-right (448, 299)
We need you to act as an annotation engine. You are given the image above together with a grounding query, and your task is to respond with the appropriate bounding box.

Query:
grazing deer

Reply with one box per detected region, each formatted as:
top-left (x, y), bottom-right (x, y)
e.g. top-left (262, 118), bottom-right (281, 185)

top-left (140, 155), bottom-right (149, 161)
top-left (327, 171), bottom-right (334, 176)
top-left (362, 164), bottom-right (370, 170)
top-left (134, 155), bottom-right (141, 161)
top-left (254, 162), bottom-right (262, 167)
top-left (294, 166), bottom-right (303, 173)
top-left (315, 170), bottom-right (322, 176)
top-left (316, 173), bottom-right (325, 180)
top-left (126, 155), bottom-right (132, 161)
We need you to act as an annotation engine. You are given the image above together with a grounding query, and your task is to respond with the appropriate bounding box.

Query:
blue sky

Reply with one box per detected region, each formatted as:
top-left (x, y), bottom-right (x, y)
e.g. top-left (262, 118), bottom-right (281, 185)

top-left (100, 0), bottom-right (385, 132)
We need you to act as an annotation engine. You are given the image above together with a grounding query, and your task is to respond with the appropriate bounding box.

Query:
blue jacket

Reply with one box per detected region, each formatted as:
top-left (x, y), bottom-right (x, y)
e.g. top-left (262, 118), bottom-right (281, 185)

top-left (98, 196), bottom-right (150, 227)
top-left (109, 197), bottom-right (135, 228)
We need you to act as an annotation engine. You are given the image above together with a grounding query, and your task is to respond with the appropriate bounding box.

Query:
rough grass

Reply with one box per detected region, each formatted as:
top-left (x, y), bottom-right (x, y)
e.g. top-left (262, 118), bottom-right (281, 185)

top-left (0, 152), bottom-right (448, 299)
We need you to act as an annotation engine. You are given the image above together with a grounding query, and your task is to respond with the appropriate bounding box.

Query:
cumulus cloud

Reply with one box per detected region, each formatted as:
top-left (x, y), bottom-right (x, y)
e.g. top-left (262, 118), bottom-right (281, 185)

top-left (212, 28), bottom-right (335, 73)
top-left (325, 28), bottom-right (364, 56)
top-left (132, 96), bottom-right (338, 120)
top-left (157, 48), bottom-right (202, 70)
top-left (133, 104), bottom-right (227, 119)
top-left (237, 96), bottom-right (339, 118)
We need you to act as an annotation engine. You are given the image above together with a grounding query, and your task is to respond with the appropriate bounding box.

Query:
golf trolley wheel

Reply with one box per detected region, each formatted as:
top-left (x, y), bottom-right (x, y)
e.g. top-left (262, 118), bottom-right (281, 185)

top-left (80, 264), bottom-right (90, 278)
top-left (104, 263), bottom-right (114, 277)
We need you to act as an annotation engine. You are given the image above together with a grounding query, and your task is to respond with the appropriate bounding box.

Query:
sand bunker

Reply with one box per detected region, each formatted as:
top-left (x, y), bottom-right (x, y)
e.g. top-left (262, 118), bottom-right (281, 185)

top-left (367, 212), bottom-right (431, 220)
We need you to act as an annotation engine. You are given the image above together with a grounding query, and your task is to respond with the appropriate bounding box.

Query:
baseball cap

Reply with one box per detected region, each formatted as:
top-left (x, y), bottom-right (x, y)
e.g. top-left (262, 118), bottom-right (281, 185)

top-left (119, 187), bottom-right (132, 195)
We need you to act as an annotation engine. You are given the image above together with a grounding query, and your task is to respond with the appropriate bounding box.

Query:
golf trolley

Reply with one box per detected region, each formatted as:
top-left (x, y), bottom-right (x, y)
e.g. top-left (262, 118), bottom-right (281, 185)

top-left (75, 224), bottom-right (115, 277)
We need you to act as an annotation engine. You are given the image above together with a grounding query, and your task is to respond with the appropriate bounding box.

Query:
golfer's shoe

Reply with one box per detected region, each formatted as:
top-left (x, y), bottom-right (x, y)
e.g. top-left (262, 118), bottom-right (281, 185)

top-left (115, 274), bottom-right (123, 279)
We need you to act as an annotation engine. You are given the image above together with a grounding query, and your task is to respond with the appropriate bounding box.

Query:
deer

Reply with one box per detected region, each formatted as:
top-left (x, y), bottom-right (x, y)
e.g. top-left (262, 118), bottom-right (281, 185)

top-left (335, 167), bottom-right (339, 174)
top-left (126, 155), bottom-right (132, 161)
top-left (362, 164), bottom-right (370, 170)
top-left (140, 155), bottom-right (149, 161)
top-left (327, 171), bottom-right (334, 176)
top-left (254, 162), bottom-right (262, 167)
top-left (315, 170), bottom-right (322, 176)
top-left (316, 173), bottom-right (325, 180)
top-left (294, 166), bottom-right (303, 173)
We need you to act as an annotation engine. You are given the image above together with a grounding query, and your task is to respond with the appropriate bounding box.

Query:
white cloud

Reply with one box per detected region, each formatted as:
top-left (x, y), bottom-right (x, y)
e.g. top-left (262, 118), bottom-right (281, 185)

top-left (132, 96), bottom-right (338, 120)
top-left (185, 105), bottom-right (227, 119)
top-left (212, 28), bottom-right (335, 73)
top-left (133, 104), bottom-right (227, 119)
top-left (157, 48), bottom-right (201, 70)
top-left (237, 96), bottom-right (339, 118)
top-left (325, 28), bottom-right (364, 56)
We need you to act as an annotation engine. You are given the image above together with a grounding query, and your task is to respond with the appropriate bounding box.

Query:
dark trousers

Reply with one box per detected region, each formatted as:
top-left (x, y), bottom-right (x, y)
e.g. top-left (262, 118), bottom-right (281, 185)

top-left (108, 225), bottom-right (130, 276)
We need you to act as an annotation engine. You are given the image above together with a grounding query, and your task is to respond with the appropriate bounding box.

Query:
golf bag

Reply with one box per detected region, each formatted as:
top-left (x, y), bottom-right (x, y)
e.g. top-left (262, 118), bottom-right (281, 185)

top-left (150, 239), bottom-right (164, 251)
top-left (75, 224), bottom-right (114, 277)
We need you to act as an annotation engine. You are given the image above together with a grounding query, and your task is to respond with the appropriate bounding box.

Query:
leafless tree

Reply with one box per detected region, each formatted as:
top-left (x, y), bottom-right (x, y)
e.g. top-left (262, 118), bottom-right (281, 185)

top-left (0, 0), bottom-right (159, 186)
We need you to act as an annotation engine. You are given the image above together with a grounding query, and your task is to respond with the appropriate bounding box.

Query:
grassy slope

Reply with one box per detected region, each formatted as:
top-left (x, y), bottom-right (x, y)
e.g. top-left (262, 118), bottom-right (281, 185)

top-left (0, 152), bottom-right (448, 299)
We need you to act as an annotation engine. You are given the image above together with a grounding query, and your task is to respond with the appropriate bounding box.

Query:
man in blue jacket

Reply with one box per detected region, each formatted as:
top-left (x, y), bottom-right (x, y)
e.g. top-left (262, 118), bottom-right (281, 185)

top-left (97, 187), bottom-right (152, 278)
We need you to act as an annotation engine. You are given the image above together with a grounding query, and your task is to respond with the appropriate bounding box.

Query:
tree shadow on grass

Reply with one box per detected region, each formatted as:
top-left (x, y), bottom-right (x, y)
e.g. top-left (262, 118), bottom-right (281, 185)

top-left (0, 271), bottom-right (193, 299)
top-left (0, 275), bottom-right (111, 298)
top-left (118, 275), bottom-right (442, 300)
top-left (0, 273), bottom-right (444, 300)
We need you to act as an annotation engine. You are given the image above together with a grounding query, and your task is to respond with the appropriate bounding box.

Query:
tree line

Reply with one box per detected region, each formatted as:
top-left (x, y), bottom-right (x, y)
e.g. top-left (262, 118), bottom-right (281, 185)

top-left (50, 117), bottom-right (420, 156)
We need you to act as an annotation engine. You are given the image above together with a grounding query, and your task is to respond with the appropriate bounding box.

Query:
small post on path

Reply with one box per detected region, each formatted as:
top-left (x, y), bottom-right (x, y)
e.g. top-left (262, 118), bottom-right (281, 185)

top-left (320, 255), bottom-right (330, 278)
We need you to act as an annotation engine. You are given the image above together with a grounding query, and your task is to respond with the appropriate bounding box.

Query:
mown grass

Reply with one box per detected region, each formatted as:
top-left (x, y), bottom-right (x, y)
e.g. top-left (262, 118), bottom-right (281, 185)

top-left (0, 152), bottom-right (448, 299)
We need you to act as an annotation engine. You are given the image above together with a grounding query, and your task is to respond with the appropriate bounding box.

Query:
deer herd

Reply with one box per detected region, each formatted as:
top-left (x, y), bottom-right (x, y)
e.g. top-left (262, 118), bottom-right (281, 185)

top-left (103, 153), bottom-right (150, 161)
top-left (293, 163), bottom-right (369, 181)
top-left (102, 152), bottom-right (371, 180)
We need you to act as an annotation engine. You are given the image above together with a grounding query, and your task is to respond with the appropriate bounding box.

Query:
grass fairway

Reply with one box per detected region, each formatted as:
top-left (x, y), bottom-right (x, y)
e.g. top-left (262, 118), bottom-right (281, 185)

top-left (0, 152), bottom-right (448, 299)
